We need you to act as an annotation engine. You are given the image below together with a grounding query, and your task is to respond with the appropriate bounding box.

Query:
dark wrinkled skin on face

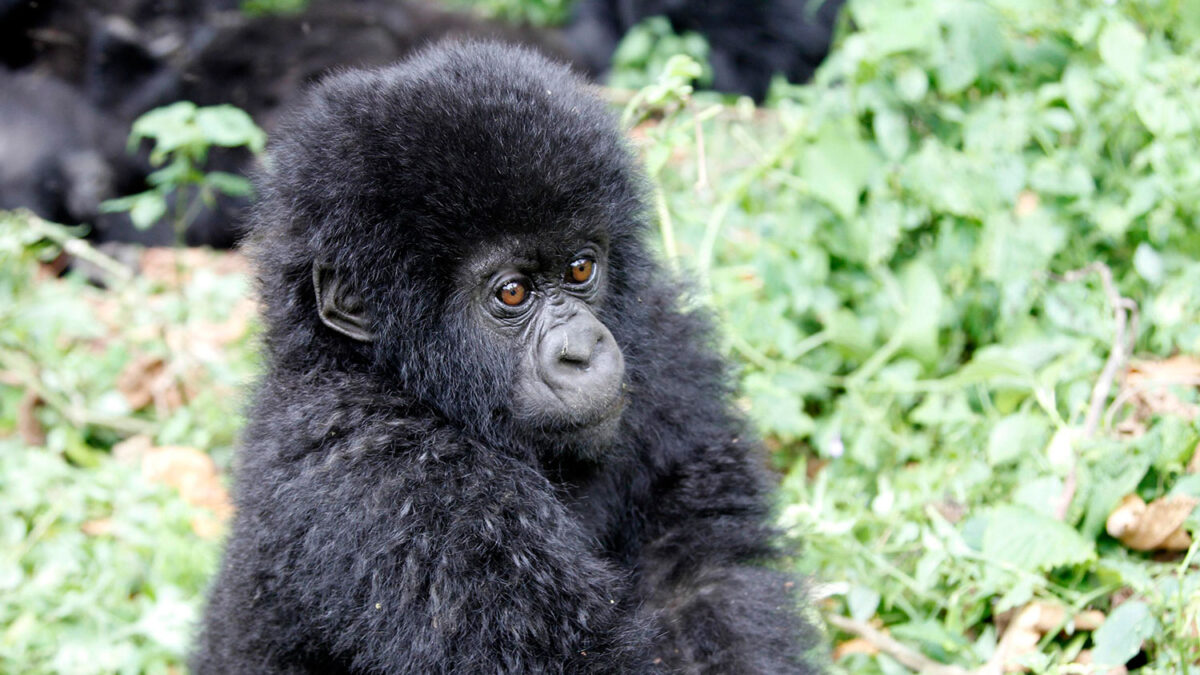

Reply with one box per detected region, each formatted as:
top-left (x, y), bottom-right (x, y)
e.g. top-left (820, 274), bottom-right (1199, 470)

top-left (192, 41), bottom-right (822, 675)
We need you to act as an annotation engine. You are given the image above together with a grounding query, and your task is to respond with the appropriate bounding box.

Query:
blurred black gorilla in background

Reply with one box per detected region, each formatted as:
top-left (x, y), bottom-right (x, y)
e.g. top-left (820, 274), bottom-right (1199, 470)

top-left (193, 41), bottom-right (820, 674)
top-left (0, 0), bottom-right (843, 249)
top-left (0, 0), bottom-right (569, 247)
top-left (566, 0), bottom-right (845, 101)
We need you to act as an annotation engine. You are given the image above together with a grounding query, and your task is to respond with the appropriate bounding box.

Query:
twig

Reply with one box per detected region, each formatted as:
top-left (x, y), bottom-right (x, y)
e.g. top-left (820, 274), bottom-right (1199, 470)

top-left (14, 210), bottom-right (135, 284)
top-left (1102, 376), bottom-right (1200, 431)
top-left (654, 188), bottom-right (677, 265)
top-left (825, 614), bottom-right (968, 675)
top-left (1044, 263), bottom-right (1138, 520)
top-left (693, 112), bottom-right (709, 193)
top-left (0, 351), bottom-right (154, 436)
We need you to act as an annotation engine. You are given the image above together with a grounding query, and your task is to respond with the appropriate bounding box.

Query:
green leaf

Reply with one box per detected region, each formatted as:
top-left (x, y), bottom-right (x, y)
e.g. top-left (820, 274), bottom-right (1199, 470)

top-left (872, 107), bottom-right (910, 161)
top-left (1097, 19), bottom-right (1146, 82)
top-left (847, 585), bottom-right (881, 622)
top-left (1092, 601), bottom-right (1156, 666)
top-left (1133, 243), bottom-right (1164, 286)
top-left (205, 172), bottom-right (254, 198)
top-left (985, 413), bottom-right (1050, 466)
top-left (895, 66), bottom-right (929, 103)
top-left (798, 122), bottom-right (878, 219)
top-left (194, 105), bottom-right (267, 152)
top-left (936, 4), bottom-right (1008, 94)
top-left (981, 506), bottom-right (1094, 571)
top-left (897, 258), bottom-right (943, 365)
top-left (128, 194), bottom-right (168, 230)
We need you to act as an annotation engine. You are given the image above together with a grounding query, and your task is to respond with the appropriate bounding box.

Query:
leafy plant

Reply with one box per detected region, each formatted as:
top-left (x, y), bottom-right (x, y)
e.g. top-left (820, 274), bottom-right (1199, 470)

top-left (100, 102), bottom-right (266, 246)
top-left (609, 16), bottom-right (713, 92)
top-left (240, 0), bottom-right (308, 16)
top-left (445, 0), bottom-right (574, 26)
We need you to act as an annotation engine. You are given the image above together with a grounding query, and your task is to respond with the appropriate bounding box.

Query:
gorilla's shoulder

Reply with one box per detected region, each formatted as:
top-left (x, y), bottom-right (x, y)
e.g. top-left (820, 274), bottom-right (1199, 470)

top-left (242, 370), bottom-right (447, 461)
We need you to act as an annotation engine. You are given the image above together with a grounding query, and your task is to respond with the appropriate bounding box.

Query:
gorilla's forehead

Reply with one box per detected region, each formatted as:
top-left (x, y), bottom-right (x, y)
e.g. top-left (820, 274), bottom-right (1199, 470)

top-left (455, 228), bottom-right (609, 280)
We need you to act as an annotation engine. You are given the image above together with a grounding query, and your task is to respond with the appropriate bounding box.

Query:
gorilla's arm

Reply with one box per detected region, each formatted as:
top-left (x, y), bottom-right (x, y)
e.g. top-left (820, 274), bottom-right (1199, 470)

top-left (194, 385), bottom-right (662, 674)
top-left (612, 286), bottom-right (817, 673)
top-left (638, 436), bottom-right (815, 673)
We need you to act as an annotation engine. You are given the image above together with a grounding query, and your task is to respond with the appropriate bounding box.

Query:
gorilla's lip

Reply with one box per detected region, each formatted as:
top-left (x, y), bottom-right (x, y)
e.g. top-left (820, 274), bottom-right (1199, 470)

top-left (539, 387), bottom-right (628, 434)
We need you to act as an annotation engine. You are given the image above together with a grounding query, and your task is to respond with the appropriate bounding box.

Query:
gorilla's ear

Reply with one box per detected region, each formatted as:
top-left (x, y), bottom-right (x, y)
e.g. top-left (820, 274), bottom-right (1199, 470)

top-left (313, 263), bottom-right (375, 342)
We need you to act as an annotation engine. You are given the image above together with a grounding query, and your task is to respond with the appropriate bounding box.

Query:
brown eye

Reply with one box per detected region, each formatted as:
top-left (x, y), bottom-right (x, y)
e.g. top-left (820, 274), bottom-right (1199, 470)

top-left (497, 279), bottom-right (529, 306)
top-left (567, 258), bottom-right (595, 284)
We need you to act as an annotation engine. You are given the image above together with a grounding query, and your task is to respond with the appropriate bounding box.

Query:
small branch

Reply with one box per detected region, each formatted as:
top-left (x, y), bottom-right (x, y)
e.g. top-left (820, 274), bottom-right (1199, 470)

top-left (654, 188), bottom-right (677, 265)
top-left (15, 210), bottom-right (134, 285)
top-left (826, 614), bottom-right (968, 675)
top-left (692, 112), bottom-right (709, 194)
top-left (1044, 263), bottom-right (1139, 520)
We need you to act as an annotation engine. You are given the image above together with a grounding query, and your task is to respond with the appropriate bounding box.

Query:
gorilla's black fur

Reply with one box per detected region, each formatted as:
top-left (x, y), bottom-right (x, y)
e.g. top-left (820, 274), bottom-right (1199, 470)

top-left (194, 41), bottom-right (819, 674)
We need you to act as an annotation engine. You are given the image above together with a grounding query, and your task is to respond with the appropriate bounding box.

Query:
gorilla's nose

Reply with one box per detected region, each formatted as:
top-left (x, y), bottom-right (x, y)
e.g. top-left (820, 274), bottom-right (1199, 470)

top-left (541, 312), bottom-right (625, 415)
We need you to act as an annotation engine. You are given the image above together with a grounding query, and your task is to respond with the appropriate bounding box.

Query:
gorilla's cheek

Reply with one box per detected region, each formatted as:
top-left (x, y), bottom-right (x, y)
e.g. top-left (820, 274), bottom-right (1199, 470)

top-left (510, 308), bottom-right (626, 434)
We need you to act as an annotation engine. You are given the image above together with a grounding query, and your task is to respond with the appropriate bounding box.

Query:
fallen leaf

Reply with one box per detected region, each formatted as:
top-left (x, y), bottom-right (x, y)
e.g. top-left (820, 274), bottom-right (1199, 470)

top-left (116, 355), bottom-right (166, 411)
top-left (1015, 190), bottom-right (1040, 217)
top-left (1127, 355), bottom-right (1200, 384)
top-left (139, 444), bottom-right (233, 538)
top-left (833, 637), bottom-right (879, 659)
top-left (1074, 610), bottom-right (1106, 631)
top-left (1118, 357), bottom-right (1200, 424)
top-left (81, 518), bottom-right (115, 536)
top-left (116, 354), bottom-right (186, 414)
top-left (112, 434), bottom-right (153, 464)
top-left (1188, 442), bottom-right (1200, 474)
top-left (985, 603), bottom-right (1106, 673)
top-left (17, 389), bottom-right (45, 446)
top-left (991, 603), bottom-right (1044, 673)
top-left (1106, 494), bottom-right (1197, 551)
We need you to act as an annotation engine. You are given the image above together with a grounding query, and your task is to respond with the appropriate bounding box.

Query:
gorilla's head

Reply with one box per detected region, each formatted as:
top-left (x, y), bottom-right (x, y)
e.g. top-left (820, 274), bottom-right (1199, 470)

top-left (252, 41), bottom-right (653, 455)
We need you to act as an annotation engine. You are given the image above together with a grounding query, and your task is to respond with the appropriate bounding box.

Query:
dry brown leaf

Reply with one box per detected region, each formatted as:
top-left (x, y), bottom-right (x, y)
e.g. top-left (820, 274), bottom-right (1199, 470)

top-left (116, 354), bottom-right (187, 414)
top-left (81, 518), bottom-right (115, 536)
top-left (112, 434), bottom-right (153, 464)
top-left (992, 603), bottom-right (1045, 673)
top-left (1015, 190), bottom-right (1040, 218)
top-left (1127, 355), bottom-right (1200, 384)
top-left (1188, 442), bottom-right (1200, 474)
top-left (17, 389), bottom-right (45, 446)
top-left (139, 443), bottom-right (233, 539)
top-left (1106, 494), bottom-right (1197, 551)
top-left (117, 355), bottom-right (166, 410)
top-left (1073, 609), bottom-right (1105, 631)
top-left (1119, 357), bottom-right (1200, 424)
top-left (985, 602), bottom-right (1106, 673)
top-left (833, 637), bottom-right (879, 659)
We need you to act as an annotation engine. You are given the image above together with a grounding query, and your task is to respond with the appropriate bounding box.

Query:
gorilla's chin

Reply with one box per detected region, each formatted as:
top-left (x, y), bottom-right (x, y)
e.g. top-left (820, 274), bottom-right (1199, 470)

top-left (514, 391), bottom-right (627, 458)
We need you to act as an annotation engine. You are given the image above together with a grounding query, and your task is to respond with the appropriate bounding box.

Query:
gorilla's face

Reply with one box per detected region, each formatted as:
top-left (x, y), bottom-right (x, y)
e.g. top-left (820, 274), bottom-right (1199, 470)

top-left (464, 235), bottom-right (627, 444)
top-left (312, 232), bottom-right (628, 450)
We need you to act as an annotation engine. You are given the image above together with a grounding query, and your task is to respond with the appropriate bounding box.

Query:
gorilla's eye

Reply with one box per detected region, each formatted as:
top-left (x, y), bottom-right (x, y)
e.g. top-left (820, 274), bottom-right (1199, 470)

top-left (497, 279), bottom-right (530, 306)
top-left (567, 258), bottom-right (595, 284)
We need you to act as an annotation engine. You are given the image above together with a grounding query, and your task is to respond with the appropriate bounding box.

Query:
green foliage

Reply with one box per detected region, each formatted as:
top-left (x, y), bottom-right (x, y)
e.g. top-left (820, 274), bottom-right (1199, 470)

top-left (0, 441), bottom-right (218, 673)
top-left (240, 0), bottom-right (308, 16)
top-left (631, 0), bottom-right (1200, 668)
top-left (0, 211), bottom-right (257, 671)
top-left (609, 16), bottom-right (713, 92)
top-left (444, 0), bottom-right (574, 26)
top-left (101, 102), bottom-right (266, 245)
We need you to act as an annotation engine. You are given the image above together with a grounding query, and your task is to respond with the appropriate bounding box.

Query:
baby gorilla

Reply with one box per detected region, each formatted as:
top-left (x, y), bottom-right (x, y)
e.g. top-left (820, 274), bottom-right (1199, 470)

top-left (193, 41), bottom-right (819, 674)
